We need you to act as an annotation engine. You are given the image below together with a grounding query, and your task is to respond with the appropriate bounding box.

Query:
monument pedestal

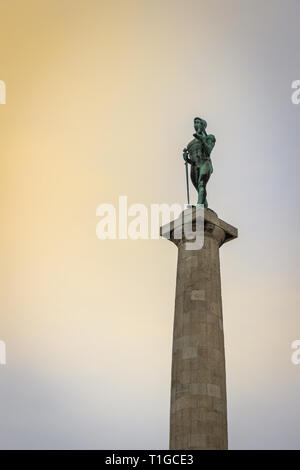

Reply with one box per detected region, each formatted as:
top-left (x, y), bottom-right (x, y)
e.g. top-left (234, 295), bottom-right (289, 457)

top-left (161, 207), bottom-right (238, 450)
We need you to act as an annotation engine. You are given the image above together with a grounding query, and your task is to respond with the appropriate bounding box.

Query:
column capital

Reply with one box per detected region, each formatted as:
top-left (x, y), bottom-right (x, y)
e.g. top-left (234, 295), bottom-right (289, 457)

top-left (160, 207), bottom-right (238, 248)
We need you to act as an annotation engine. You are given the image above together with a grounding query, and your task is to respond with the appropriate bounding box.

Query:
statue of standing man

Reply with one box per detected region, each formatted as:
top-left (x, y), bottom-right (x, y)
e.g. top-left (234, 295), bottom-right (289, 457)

top-left (183, 117), bottom-right (216, 208)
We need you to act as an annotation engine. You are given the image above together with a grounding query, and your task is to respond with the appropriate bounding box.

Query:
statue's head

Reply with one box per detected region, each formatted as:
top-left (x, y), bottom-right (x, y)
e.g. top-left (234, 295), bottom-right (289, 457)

top-left (194, 117), bottom-right (207, 133)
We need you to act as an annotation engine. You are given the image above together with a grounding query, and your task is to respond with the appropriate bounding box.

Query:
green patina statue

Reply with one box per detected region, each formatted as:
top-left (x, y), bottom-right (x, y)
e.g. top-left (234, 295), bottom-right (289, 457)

top-left (183, 117), bottom-right (216, 208)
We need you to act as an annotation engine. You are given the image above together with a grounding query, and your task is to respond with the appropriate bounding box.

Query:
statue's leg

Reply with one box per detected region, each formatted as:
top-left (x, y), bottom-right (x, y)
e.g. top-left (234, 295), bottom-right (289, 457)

top-left (198, 164), bottom-right (211, 207)
top-left (203, 175), bottom-right (210, 208)
top-left (190, 166), bottom-right (199, 192)
top-left (197, 179), bottom-right (207, 206)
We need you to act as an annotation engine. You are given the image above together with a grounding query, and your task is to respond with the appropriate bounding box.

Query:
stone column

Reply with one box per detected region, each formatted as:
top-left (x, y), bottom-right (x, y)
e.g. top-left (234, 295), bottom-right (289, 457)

top-left (161, 207), bottom-right (237, 450)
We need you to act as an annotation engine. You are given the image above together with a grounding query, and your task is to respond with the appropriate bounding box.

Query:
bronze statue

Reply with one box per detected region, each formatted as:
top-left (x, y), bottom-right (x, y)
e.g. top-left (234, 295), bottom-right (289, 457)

top-left (183, 117), bottom-right (216, 207)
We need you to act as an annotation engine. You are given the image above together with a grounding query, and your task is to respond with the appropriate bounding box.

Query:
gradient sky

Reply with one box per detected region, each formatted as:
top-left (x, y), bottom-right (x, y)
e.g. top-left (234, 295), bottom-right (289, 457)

top-left (0, 0), bottom-right (299, 449)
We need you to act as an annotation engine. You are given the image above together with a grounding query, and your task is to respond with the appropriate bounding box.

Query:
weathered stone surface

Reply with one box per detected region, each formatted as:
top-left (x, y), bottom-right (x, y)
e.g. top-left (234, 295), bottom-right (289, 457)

top-left (161, 207), bottom-right (237, 450)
